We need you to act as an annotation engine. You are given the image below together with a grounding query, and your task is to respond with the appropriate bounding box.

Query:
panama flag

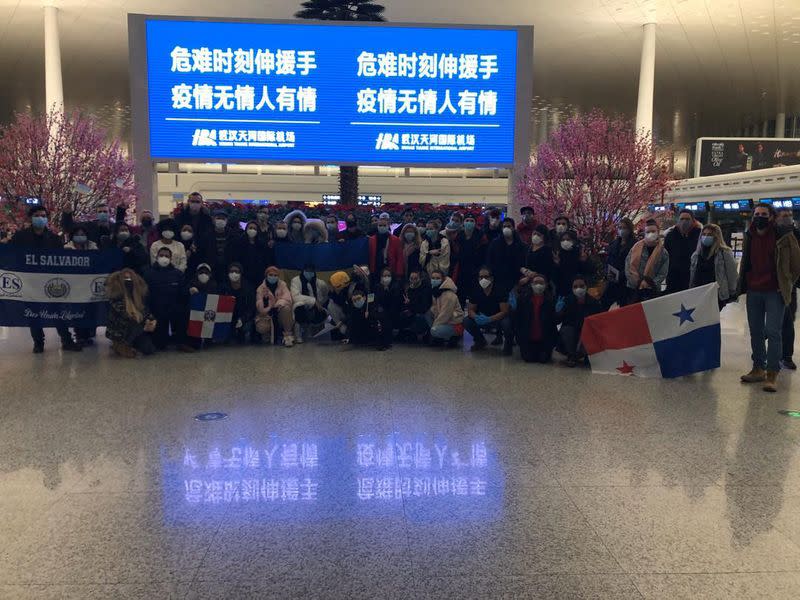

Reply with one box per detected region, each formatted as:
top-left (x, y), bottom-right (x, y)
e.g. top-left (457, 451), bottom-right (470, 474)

top-left (187, 294), bottom-right (236, 340)
top-left (580, 283), bottom-right (721, 378)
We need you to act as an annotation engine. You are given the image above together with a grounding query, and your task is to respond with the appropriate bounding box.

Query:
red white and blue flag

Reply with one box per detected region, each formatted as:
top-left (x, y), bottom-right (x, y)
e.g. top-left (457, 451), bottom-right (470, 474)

top-left (580, 283), bottom-right (721, 378)
top-left (187, 294), bottom-right (236, 340)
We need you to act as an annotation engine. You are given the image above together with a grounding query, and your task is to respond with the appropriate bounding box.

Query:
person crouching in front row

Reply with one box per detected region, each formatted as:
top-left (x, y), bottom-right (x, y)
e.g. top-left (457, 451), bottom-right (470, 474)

top-left (514, 273), bottom-right (558, 364)
top-left (222, 262), bottom-right (256, 345)
top-left (427, 269), bottom-right (464, 348)
top-left (105, 269), bottom-right (157, 358)
top-left (256, 266), bottom-right (295, 347)
top-left (556, 275), bottom-right (603, 367)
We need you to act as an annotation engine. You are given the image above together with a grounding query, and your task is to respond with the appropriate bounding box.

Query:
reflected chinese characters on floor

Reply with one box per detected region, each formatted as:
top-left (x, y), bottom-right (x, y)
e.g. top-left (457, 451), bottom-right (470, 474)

top-left (162, 434), bottom-right (502, 523)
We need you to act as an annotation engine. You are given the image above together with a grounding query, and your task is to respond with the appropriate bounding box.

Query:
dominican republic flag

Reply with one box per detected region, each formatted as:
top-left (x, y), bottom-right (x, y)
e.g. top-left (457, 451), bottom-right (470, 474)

top-left (187, 294), bottom-right (236, 340)
top-left (580, 283), bottom-right (721, 378)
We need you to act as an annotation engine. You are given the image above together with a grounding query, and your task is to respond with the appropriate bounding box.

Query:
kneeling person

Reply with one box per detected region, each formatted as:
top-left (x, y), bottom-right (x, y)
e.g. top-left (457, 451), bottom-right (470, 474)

top-left (464, 267), bottom-right (513, 354)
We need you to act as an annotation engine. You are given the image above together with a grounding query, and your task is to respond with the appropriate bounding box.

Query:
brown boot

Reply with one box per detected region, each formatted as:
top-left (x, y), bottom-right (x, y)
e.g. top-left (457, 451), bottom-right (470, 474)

top-left (763, 371), bottom-right (778, 393)
top-left (111, 341), bottom-right (137, 358)
top-left (740, 368), bottom-right (766, 383)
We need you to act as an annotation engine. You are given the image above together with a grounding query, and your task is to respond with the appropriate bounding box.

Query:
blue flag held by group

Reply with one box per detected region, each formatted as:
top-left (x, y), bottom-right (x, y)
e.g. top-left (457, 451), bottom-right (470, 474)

top-left (0, 246), bottom-right (122, 328)
top-left (274, 239), bottom-right (369, 271)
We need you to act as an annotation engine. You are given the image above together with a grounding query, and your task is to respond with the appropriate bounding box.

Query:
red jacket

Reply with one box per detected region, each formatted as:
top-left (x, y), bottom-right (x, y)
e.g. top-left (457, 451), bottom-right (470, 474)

top-left (369, 233), bottom-right (404, 277)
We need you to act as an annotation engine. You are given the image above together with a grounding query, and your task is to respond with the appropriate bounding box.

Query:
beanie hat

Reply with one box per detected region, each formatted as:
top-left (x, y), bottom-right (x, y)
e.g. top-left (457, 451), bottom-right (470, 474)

top-left (196, 263), bottom-right (212, 274)
top-left (329, 271), bottom-right (351, 291)
top-left (265, 266), bottom-right (280, 277)
top-left (157, 218), bottom-right (176, 232)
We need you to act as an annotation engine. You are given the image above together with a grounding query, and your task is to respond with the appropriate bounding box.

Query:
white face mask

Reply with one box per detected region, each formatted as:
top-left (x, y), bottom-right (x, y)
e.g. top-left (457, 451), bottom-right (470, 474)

top-left (292, 222), bottom-right (302, 231)
top-left (556, 224), bottom-right (567, 234)
top-left (157, 256), bottom-right (170, 267)
top-left (161, 230), bottom-right (174, 240)
top-left (246, 228), bottom-right (258, 238)
top-left (560, 240), bottom-right (574, 251)
top-left (502, 227), bottom-right (513, 238)
top-left (214, 219), bottom-right (226, 230)
top-left (228, 272), bottom-right (241, 282)
top-left (479, 277), bottom-right (492, 289)
top-left (381, 276), bottom-right (392, 286)
top-left (573, 287), bottom-right (587, 298)
top-left (197, 273), bottom-right (210, 284)
top-left (276, 229), bottom-right (287, 238)
top-left (645, 231), bottom-right (659, 243)
top-left (531, 234), bottom-right (543, 245)
top-left (532, 283), bottom-right (546, 295)
top-left (490, 218), bottom-right (499, 226)
top-left (181, 230), bottom-right (193, 241)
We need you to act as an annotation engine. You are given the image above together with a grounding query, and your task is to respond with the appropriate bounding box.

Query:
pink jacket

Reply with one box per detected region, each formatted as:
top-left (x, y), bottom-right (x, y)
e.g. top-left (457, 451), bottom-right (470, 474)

top-left (256, 280), bottom-right (292, 314)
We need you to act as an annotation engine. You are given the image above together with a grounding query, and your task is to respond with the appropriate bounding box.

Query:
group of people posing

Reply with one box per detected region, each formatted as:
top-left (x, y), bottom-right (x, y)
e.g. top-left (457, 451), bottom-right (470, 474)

top-left (8, 195), bottom-right (800, 390)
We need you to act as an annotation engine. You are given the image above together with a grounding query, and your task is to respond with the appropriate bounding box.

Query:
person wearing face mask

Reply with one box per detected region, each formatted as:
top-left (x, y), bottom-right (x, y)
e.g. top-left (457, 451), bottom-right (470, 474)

top-left (273, 221), bottom-right (290, 243)
top-left (689, 224), bottom-right (738, 311)
top-left (556, 275), bottom-right (603, 367)
top-left (208, 209), bottom-right (240, 282)
top-left (549, 216), bottom-right (572, 248)
top-left (221, 262), bottom-right (256, 345)
top-left (420, 219), bottom-right (451, 277)
top-left (60, 202), bottom-right (120, 246)
top-left (138, 210), bottom-right (160, 250)
top-left (464, 267), bottom-right (513, 354)
top-left (368, 216), bottom-right (404, 284)
top-left (738, 203), bottom-right (800, 391)
top-left (283, 209), bottom-right (308, 243)
top-left (487, 217), bottom-right (525, 300)
top-left (64, 225), bottom-right (99, 346)
top-left (444, 221), bottom-right (464, 289)
top-left (516, 206), bottom-right (538, 246)
top-left (449, 211), bottom-right (464, 231)
top-left (343, 287), bottom-right (381, 347)
top-left (324, 215), bottom-right (342, 243)
top-left (522, 224), bottom-right (554, 284)
top-left (342, 213), bottom-right (365, 240)
top-left (179, 224), bottom-right (205, 275)
top-left (145, 247), bottom-right (193, 352)
top-left (601, 218), bottom-right (636, 309)
top-left (777, 208), bottom-right (800, 370)
top-left (255, 208), bottom-right (274, 246)
top-left (175, 192), bottom-right (214, 249)
top-left (150, 218), bottom-right (187, 272)
top-left (553, 230), bottom-right (590, 298)
top-left (233, 220), bottom-right (272, 287)
top-left (256, 266), bottom-right (296, 347)
top-left (373, 267), bottom-right (402, 350)
top-left (104, 269), bottom-right (157, 358)
top-left (427, 269), bottom-right (464, 347)
top-left (366, 214), bottom-right (380, 236)
top-left (664, 209), bottom-right (702, 295)
top-left (625, 219), bottom-right (669, 303)
top-left (398, 270), bottom-right (433, 342)
top-left (290, 263), bottom-right (330, 343)
top-left (303, 218), bottom-right (329, 244)
top-left (11, 206), bottom-right (82, 352)
top-left (513, 273), bottom-right (558, 364)
top-left (483, 208), bottom-right (503, 242)
top-left (112, 223), bottom-right (148, 275)
top-left (458, 213), bottom-right (489, 304)
top-left (399, 224), bottom-right (422, 280)
top-left (186, 263), bottom-right (219, 350)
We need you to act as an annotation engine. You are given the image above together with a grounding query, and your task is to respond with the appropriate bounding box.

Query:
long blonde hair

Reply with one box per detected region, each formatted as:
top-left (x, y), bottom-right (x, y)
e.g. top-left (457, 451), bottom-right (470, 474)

top-left (701, 223), bottom-right (729, 256)
top-left (106, 269), bottom-right (148, 322)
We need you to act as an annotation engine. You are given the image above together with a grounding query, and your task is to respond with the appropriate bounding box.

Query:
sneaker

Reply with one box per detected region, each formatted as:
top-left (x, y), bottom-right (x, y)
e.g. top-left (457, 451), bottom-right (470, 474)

top-left (782, 358), bottom-right (797, 370)
top-left (763, 370), bottom-right (778, 393)
top-left (283, 334), bottom-right (294, 348)
top-left (61, 340), bottom-right (83, 352)
top-left (490, 333), bottom-right (503, 346)
top-left (740, 368), bottom-right (767, 383)
top-left (32, 342), bottom-right (44, 354)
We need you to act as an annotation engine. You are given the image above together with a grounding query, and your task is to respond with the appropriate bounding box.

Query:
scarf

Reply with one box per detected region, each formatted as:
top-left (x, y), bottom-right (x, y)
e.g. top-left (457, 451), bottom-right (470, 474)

top-left (301, 274), bottom-right (318, 299)
top-left (627, 239), bottom-right (664, 286)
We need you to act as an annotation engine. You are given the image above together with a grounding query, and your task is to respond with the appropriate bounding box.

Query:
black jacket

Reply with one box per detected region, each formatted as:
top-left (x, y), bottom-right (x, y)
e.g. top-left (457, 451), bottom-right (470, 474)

top-left (524, 245), bottom-right (555, 283)
top-left (10, 227), bottom-right (64, 248)
top-left (222, 279), bottom-right (256, 324)
top-left (144, 264), bottom-right (187, 315)
top-left (374, 281), bottom-right (402, 320)
top-left (60, 205), bottom-right (124, 246)
top-left (553, 248), bottom-right (590, 297)
top-left (513, 286), bottom-right (558, 347)
top-left (605, 236), bottom-right (635, 285)
top-left (487, 236), bottom-right (525, 294)
top-left (402, 282), bottom-right (433, 316)
top-left (115, 236), bottom-right (149, 274)
top-left (175, 207), bottom-right (215, 248)
top-left (557, 294), bottom-right (603, 329)
top-left (664, 226), bottom-right (701, 294)
top-left (234, 236), bottom-right (273, 287)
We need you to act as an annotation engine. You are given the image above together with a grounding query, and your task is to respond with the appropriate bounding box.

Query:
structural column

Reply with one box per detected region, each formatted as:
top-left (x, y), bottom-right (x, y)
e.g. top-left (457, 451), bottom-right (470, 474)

top-left (635, 22), bottom-right (656, 140)
top-left (775, 112), bottom-right (786, 138)
top-left (44, 5), bottom-right (64, 114)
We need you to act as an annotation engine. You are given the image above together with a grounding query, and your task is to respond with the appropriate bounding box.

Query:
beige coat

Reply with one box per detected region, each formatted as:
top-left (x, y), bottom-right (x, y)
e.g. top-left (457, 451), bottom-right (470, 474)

top-left (430, 277), bottom-right (464, 328)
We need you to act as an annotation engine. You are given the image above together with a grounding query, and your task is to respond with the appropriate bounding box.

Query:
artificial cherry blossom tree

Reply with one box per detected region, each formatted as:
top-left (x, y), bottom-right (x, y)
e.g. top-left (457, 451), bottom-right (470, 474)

top-left (0, 110), bottom-right (136, 231)
top-left (516, 110), bottom-right (671, 253)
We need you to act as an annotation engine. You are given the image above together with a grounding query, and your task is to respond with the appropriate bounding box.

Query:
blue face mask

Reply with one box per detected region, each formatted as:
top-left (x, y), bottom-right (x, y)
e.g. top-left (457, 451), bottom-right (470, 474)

top-left (353, 298), bottom-right (365, 309)
top-left (266, 275), bottom-right (279, 285)
top-left (97, 212), bottom-right (109, 222)
top-left (72, 234), bottom-right (87, 244)
top-left (32, 216), bottom-right (48, 229)
top-left (464, 221), bottom-right (475, 232)
top-left (427, 229), bottom-right (437, 239)
top-left (431, 278), bottom-right (442, 288)
top-left (701, 235), bottom-right (714, 247)
top-left (377, 225), bottom-right (389, 235)
top-left (303, 271), bottom-right (315, 280)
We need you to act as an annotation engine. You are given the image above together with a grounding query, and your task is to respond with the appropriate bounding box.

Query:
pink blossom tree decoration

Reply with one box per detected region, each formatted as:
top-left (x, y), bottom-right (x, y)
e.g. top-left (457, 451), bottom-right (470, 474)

top-left (516, 110), bottom-right (671, 253)
top-left (0, 110), bottom-right (136, 232)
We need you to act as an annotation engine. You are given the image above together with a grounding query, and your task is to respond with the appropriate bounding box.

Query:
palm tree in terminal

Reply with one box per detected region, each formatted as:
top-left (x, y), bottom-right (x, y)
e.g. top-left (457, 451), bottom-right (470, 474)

top-left (295, 0), bottom-right (386, 205)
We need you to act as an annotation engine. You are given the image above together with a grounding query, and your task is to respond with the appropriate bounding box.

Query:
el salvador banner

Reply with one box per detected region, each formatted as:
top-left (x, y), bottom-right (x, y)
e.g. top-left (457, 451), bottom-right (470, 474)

top-left (0, 246), bottom-right (123, 328)
top-left (274, 239), bottom-right (369, 271)
top-left (580, 283), bottom-right (721, 378)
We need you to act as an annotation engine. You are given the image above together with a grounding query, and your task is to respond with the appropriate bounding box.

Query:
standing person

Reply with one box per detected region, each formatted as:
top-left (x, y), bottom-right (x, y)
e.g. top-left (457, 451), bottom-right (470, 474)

top-left (556, 275), bottom-right (603, 367)
top-left (222, 262), bottom-right (256, 345)
top-left (256, 266), bottom-right (296, 347)
top-left (398, 270), bottom-right (432, 342)
top-left (399, 208), bottom-right (416, 231)
top-left (522, 224), bottom-right (554, 284)
top-left (209, 210), bottom-right (240, 282)
top-left (625, 219), bottom-right (669, 303)
top-left (399, 224), bottom-right (422, 281)
top-left (150, 218), bottom-right (187, 272)
top-left (324, 215), bottom-right (342, 242)
top-left (255, 206), bottom-right (274, 246)
top-left (516, 206), bottom-right (537, 246)
top-left (689, 223), bottom-right (739, 310)
top-left (64, 225), bottom-right (99, 346)
top-left (369, 216), bottom-right (404, 283)
top-left (145, 246), bottom-right (192, 352)
top-left (235, 220), bottom-right (271, 288)
top-left (373, 267), bottom-right (402, 350)
top-left (444, 221), bottom-right (463, 288)
top-left (419, 219), bottom-right (451, 277)
top-left (463, 267), bottom-right (513, 354)
top-left (104, 269), bottom-right (157, 358)
top-left (777, 208), bottom-right (800, 369)
top-left (549, 216), bottom-right (571, 248)
top-left (487, 217), bottom-right (525, 297)
top-left (10, 206), bottom-right (82, 353)
top-left (483, 208), bottom-right (503, 243)
top-left (552, 230), bottom-right (590, 298)
top-left (175, 192), bottom-right (214, 250)
top-left (112, 223), bottom-right (148, 275)
top-left (290, 263), bottom-right (330, 343)
top-left (273, 221), bottom-right (290, 243)
top-left (179, 224), bottom-right (206, 275)
top-left (138, 210), bottom-right (160, 250)
top-left (664, 208), bottom-right (702, 294)
top-left (601, 218), bottom-right (636, 309)
top-left (342, 213), bottom-right (365, 240)
top-left (427, 269), bottom-right (464, 348)
top-left (303, 218), bottom-right (328, 244)
top-left (449, 211), bottom-right (464, 230)
top-left (514, 273), bottom-right (558, 364)
top-left (738, 203), bottom-right (800, 391)
top-left (284, 210), bottom-right (307, 243)
top-left (458, 213), bottom-right (488, 304)
top-left (60, 203), bottom-right (117, 247)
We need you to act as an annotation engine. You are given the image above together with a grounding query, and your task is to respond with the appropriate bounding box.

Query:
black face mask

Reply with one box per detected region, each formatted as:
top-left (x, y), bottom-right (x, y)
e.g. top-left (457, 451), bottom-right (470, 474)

top-left (753, 216), bottom-right (770, 230)
top-left (141, 218), bottom-right (153, 228)
top-left (124, 279), bottom-right (134, 293)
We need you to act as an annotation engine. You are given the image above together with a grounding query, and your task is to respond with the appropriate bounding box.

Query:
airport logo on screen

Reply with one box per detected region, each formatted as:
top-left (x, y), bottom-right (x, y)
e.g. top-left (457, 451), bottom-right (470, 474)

top-left (144, 19), bottom-right (519, 165)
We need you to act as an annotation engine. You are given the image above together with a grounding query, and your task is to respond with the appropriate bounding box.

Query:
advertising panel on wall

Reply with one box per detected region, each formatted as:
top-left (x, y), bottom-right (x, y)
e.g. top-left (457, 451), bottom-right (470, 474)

top-left (694, 137), bottom-right (800, 177)
top-left (129, 15), bottom-right (533, 168)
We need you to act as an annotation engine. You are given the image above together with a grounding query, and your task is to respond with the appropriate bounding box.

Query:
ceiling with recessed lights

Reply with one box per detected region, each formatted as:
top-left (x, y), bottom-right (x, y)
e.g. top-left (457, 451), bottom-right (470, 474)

top-left (0, 0), bottom-right (798, 150)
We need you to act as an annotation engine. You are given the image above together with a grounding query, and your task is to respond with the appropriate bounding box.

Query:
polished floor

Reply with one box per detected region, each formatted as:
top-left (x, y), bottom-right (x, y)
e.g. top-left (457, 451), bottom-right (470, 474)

top-left (0, 302), bottom-right (799, 599)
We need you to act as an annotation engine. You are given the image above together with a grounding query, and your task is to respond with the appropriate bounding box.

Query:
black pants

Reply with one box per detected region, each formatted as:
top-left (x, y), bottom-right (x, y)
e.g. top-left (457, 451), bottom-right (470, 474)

top-left (29, 324), bottom-right (72, 345)
top-left (131, 333), bottom-right (156, 355)
top-left (73, 327), bottom-right (95, 342)
top-left (152, 308), bottom-right (186, 349)
top-left (518, 339), bottom-right (553, 363)
top-left (783, 287), bottom-right (797, 360)
top-left (294, 305), bottom-right (327, 326)
top-left (464, 316), bottom-right (513, 347)
top-left (558, 324), bottom-right (584, 358)
top-left (601, 281), bottom-right (627, 309)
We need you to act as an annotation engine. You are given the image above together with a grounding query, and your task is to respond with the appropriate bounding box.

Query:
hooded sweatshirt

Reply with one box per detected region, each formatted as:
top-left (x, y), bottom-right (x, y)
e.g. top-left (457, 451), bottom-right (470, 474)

top-left (430, 277), bottom-right (464, 328)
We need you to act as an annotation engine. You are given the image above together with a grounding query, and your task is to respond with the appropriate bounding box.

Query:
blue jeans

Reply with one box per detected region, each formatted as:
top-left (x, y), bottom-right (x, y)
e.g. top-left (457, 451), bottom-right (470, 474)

top-left (425, 313), bottom-right (458, 339)
top-left (746, 291), bottom-right (784, 371)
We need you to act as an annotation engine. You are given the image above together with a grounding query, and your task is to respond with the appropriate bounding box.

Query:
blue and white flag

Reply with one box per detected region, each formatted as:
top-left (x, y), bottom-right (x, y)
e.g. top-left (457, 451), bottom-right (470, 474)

top-left (581, 283), bottom-right (721, 378)
top-left (0, 246), bottom-right (122, 328)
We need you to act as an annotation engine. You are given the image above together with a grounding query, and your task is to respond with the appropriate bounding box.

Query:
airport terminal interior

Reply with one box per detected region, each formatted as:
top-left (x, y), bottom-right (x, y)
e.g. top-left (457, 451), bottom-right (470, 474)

top-left (1, 0), bottom-right (800, 598)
